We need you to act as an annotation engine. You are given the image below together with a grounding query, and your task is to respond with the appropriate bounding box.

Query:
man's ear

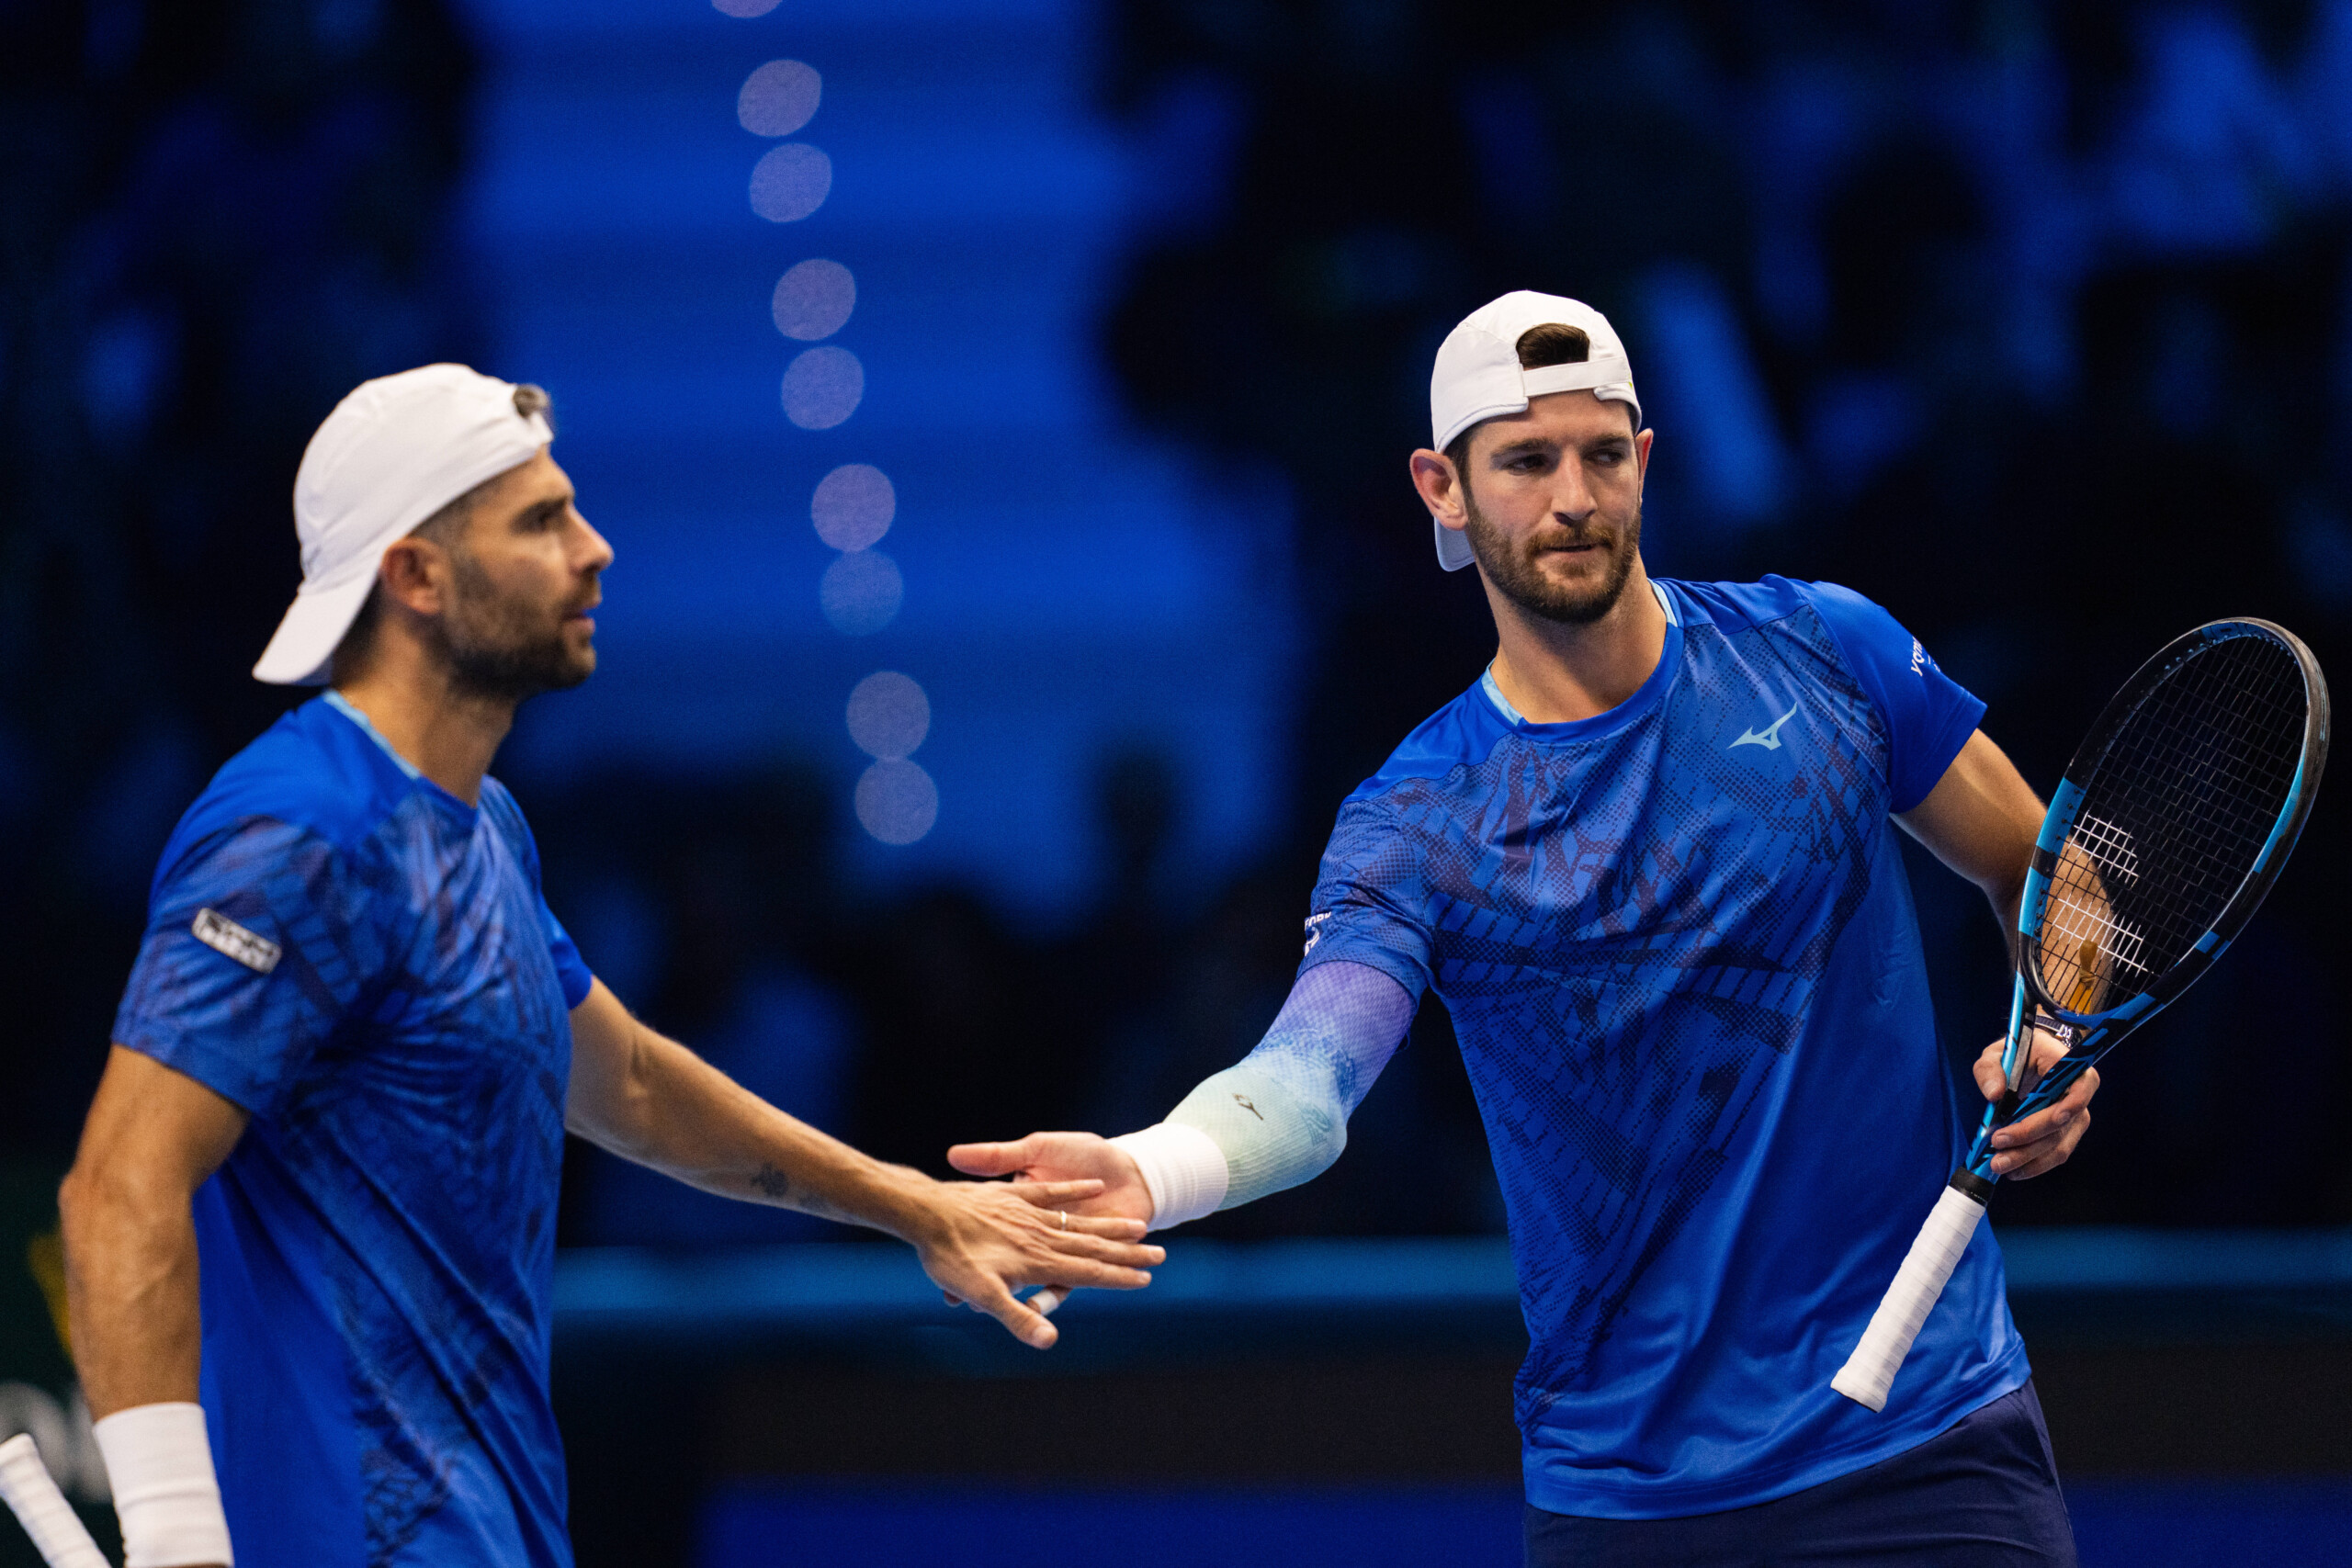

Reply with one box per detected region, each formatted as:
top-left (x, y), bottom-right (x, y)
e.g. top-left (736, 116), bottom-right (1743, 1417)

top-left (375, 536), bottom-right (450, 618)
top-left (1409, 447), bottom-right (1468, 527)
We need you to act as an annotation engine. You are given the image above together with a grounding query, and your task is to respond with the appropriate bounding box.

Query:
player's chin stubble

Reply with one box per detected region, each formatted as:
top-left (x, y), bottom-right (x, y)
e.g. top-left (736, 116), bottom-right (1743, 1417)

top-left (1462, 487), bottom-right (1642, 627)
top-left (436, 551), bottom-right (598, 704)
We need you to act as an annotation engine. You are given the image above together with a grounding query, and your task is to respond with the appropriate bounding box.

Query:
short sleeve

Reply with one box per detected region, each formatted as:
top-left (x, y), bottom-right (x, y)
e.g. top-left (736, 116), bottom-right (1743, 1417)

top-left (1799, 581), bottom-right (1986, 813)
top-left (1298, 793), bottom-right (1435, 998)
top-left (542, 903), bottom-right (594, 1010)
top-left (111, 819), bottom-right (389, 1117)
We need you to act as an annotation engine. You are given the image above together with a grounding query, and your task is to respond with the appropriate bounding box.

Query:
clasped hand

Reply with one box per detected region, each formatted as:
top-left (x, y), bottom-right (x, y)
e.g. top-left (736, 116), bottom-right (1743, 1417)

top-left (1973, 1027), bottom-right (2099, 1179)
top-left (910, 1168), bottom-right (1160, 1349)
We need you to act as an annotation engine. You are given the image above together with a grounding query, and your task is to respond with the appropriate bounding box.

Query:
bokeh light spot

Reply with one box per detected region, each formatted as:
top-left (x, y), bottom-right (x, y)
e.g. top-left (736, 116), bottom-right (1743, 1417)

top-left (738, 60), bottom-right (820, 137)
top-left (749, 143), bottom-right (831, 223)
top-left (782, 345), bottom-right (863, 428)
top-left (810, 463), bottom-right (894, 550)
top-left (845, 671), bottom-right (930, 760)
top-left (855, 759), bottom-right (939, 845)
top-left (819, 549), bottom-right (902, 635)
top-left (771, 259), bottom-right (856, 341)
top-left (711, 0), bottom-right (780, 15)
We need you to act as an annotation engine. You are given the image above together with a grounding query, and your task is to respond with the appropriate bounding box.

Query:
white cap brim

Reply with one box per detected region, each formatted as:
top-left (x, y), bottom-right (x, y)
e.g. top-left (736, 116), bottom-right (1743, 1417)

top-left (1435, 519), bottom-right (1477, 571)
top-left (252, 571), bottom-right (381, 685)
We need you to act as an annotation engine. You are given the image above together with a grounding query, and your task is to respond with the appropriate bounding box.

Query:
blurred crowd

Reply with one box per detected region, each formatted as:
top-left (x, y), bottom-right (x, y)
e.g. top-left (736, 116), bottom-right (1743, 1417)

top-left (5, 0), bottom-right (2350, 1243)
top-left (3, 0), bottom-right (482, 1154)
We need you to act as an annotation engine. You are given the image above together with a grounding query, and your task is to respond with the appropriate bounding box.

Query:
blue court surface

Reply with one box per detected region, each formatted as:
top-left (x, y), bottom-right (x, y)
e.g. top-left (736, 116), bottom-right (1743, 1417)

top-left (697, 1479), bottom-right (2352, 1567)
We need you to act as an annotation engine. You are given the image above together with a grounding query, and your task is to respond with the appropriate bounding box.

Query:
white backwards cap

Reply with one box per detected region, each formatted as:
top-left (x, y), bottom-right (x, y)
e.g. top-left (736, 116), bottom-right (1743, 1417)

top-left (1427, 291), bottom-right (1642, 570)
top-left (254, 364), bottom-right (554, 684)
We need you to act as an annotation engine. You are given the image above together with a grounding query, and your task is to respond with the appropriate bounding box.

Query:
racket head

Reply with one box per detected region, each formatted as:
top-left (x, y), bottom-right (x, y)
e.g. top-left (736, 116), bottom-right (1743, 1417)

top-left (2018, 618), bottom-right (2329, 1035)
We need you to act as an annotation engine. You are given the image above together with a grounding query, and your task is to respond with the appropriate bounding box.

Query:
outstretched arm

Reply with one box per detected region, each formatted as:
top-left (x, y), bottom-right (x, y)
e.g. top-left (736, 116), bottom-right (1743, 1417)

top-left (949, 960), bottom-right (1417, 1228)
top-left (564, 978), bottom-right (1161, 1348)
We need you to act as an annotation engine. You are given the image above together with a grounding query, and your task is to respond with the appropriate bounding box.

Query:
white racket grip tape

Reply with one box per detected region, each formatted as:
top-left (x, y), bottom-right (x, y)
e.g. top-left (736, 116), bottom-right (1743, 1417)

top-left (0, 1434), bottom-right (109, 1568)
top-left (1831, 1183), bottom-right (1988, 1412)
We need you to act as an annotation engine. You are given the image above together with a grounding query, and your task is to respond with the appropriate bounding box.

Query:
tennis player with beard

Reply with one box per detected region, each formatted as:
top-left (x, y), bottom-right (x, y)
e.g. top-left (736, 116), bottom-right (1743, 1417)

top-left (955, 293), bottom-right (2098, 1563)
top-left (58, 366), bottom-right (1160, 1568)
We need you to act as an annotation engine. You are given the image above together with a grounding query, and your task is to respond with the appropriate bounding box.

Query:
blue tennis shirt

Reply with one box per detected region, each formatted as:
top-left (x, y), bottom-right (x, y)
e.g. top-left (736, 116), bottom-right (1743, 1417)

top-left (1303, 576), bottom-right (2028, 1517)
top-left (113, 695), bottom-right (594, 1568)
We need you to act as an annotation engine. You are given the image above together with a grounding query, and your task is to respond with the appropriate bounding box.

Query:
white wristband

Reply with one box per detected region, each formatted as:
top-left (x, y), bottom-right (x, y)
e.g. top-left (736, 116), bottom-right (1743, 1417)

top-left (92, 1404), bottom-right (232, 1568)
top-left (1108, 1122), bottom-right (1228, 1230)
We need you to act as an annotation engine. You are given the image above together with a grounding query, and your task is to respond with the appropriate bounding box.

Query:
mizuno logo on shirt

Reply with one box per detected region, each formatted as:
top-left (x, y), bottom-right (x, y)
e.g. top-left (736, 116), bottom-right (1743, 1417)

top-left (1731, 703), bottom-right (1802, 751)
top-left (192, 908), bottom-right (281, 974)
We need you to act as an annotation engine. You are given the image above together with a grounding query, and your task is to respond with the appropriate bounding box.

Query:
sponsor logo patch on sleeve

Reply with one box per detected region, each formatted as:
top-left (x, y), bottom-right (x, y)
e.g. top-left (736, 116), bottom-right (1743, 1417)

top-left (192, 908), bottom-right (282, 975)
top-left (1302, 910), bottom-right (1332, 956)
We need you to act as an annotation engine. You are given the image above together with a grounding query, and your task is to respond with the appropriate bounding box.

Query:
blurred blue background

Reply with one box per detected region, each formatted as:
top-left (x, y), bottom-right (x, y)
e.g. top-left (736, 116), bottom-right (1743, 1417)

top-left (6, 0), bottom-right (2352, 1562)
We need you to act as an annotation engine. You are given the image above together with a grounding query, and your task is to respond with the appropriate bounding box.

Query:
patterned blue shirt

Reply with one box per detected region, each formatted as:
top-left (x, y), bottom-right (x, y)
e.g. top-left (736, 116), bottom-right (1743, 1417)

top-left (113, 696), bottom-right (594, 1568)
top-left (1303, 577), bottom-right (2028, 1517)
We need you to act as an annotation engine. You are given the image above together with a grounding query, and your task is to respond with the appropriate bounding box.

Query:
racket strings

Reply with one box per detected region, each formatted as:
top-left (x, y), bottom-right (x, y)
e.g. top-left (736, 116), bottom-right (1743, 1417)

top-left (2035, 631), bottom-right (2305, 1013)
top-left (2070, 814), bottom-right (2140, 886)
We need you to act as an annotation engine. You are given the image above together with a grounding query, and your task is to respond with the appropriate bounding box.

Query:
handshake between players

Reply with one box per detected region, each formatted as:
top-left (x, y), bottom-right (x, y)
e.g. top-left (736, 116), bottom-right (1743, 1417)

top-left (59, 291), bottom-right (2110, 1568)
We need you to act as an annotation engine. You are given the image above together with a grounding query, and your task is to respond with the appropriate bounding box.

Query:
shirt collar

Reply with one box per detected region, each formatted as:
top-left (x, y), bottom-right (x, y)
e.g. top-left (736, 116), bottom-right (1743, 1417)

top-left (1481, 580), bottom-right (1679, 726)
top-left (322, 690), bottom-right (424, 780)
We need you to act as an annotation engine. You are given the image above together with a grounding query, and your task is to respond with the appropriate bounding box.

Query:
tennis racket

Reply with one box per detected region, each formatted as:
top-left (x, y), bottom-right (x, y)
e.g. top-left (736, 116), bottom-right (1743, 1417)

top-left (0, 1434), bottom-right (109, 1568)
top-left (1832, 617), bottom-right (2329, 1412)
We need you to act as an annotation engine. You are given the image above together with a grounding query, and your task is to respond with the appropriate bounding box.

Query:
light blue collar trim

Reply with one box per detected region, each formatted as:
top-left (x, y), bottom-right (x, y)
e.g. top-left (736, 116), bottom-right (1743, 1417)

top-left (1649, 578), bottom-right (1679, 626)
top-left (1480, 580), bottom-right (1679, 725)
top-left (1480, 667), bottom-right (1526, 725)
top-left (323, 690), bottom-right (423, 780)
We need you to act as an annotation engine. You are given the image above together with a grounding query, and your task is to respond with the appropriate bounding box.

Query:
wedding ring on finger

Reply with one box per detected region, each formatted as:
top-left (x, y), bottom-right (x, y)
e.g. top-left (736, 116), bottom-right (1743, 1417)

top-left (1057, 1210), bottom-right (1069, 1230)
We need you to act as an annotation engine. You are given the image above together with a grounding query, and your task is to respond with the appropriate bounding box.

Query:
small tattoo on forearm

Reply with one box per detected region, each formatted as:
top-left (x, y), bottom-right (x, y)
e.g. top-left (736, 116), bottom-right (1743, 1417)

top-left (750, 1164), bottom-right (792, 1200)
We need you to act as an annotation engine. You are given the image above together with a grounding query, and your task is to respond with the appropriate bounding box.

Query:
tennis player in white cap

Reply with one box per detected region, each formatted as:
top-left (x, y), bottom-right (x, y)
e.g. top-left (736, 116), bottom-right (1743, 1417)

top-left (957, 292), bottom-right (2099, 1563)
top-left (58, 366), bottom-right (1161, 1568)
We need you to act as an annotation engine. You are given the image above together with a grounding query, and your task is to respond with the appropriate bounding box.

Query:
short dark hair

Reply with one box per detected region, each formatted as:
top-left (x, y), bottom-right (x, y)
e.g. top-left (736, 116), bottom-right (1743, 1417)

top-left (1442, 322), bottom-right (1626, 473)
top-left (329, 383), bottom-right (554, 682)
top-left (1512, 322), bottom-right (1589, 368)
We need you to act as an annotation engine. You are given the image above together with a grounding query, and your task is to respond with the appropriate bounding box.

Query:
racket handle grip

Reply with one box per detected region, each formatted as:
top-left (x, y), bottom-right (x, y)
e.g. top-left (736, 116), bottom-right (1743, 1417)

top-left (1830, 1179), bottom-right (1988, 1413)
top-left (0, 1434), bottom-right (110, 1568)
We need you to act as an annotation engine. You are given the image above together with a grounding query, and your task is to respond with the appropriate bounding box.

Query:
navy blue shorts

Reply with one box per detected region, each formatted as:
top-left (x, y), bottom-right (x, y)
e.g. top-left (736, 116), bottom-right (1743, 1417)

top-left (1525, 1382), bottom-right (2076, 1567)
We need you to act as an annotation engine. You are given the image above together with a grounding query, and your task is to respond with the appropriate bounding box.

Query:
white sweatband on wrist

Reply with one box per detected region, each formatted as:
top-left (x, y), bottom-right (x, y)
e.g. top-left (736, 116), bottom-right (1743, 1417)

top-left (93, 1404), bottom-right (232, 1568)
top-left (1108, 1122), bottom-right (1227, 1229)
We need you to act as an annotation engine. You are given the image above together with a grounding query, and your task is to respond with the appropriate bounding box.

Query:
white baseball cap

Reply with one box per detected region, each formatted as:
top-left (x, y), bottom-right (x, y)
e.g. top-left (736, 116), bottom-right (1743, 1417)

top-left (1427, 291), bottom-right (1642, 570)
top-left (254, 364), bottom-right (555, 684)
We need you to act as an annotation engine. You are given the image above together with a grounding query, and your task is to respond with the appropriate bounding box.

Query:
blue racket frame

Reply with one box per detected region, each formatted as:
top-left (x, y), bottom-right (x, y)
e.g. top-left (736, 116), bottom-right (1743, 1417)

top-left (1960, 618), bottom-right (2329, 1187)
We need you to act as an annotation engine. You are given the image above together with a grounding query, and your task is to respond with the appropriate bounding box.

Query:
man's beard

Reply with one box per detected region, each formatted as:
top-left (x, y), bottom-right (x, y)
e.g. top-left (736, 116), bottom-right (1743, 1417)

top-left (435, 549), bottom-right (596, 705)
top-left (1462, 483), bottom-right (1641, 626)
